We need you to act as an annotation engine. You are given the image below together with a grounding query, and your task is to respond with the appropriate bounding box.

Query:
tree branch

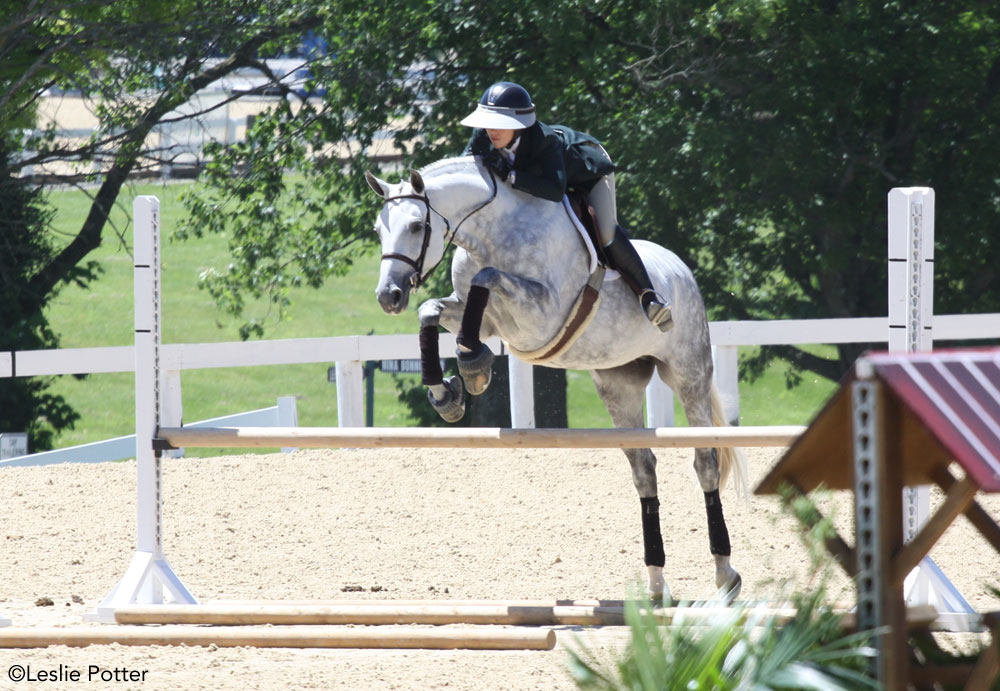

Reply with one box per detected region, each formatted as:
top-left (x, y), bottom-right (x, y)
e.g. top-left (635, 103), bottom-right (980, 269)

top-left (21, 12), bottom-right (325, 311)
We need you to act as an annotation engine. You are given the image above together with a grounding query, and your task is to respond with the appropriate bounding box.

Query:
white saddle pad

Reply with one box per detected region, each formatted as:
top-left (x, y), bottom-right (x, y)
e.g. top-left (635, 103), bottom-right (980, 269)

top-left (561, 196), bottom-right (620, 281)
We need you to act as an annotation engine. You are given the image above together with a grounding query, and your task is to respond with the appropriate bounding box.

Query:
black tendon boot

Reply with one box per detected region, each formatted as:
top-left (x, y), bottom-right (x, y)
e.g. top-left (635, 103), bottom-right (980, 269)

top-left (604, 226), bottom-right (673, 331)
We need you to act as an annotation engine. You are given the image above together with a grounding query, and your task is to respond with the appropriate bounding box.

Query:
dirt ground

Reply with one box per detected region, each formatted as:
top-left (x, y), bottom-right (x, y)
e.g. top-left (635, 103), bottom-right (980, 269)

top-left (2, 446), bottom-right (998, 690)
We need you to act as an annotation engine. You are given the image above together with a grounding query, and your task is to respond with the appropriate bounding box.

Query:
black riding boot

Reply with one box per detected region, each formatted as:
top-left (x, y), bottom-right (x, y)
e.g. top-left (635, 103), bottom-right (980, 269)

top-left (604, 226), bottom-right (673, 331)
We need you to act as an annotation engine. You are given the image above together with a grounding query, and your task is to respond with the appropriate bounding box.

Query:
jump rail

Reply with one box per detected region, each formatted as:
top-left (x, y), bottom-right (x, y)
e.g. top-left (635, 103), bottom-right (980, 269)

top-left (113, 602), bottom-right (799, 628)
top-left (0, 626), bottom-right (556, 651)
top-left (156, 425), bottom-right (805, 449)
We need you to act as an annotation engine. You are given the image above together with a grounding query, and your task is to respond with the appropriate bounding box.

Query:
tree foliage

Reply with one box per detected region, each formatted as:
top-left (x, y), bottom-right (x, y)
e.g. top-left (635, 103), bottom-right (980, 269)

top-left (1, 0), bottom-right (328, 444)
top-left (3, 1), bottom-right (999, 447)
top-left (0, 143), bottom-right (79, 448)
top-left (183, 0), bottom-right (1000, 383)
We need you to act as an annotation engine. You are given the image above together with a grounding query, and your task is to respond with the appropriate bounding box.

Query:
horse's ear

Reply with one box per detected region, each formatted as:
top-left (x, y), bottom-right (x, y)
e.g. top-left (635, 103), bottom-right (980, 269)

top-left (409, 169), bottom-right (425, 195)
top-left (365, 170), bottom-right (388, 198)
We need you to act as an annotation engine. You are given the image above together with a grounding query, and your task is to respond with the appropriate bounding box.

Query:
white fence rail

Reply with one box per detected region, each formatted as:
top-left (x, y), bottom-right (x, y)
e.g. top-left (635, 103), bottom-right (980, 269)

top-left (3, 315), bottom-right (997, 380)
top-left (3, 317), bottom-right (994, 373)
top-left (2, 314), bottom-right (998, 431)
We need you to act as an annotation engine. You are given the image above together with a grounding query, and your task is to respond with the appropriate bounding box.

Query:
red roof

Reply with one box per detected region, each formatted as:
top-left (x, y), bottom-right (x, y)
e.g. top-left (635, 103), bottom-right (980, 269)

top-left (863, 348), bottom-right (1000, 492)
top-left (757, 346), bottom-right (1000, 495)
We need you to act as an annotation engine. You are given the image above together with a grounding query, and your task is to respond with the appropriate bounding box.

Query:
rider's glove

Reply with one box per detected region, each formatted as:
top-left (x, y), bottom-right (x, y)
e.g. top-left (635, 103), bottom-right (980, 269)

top-left (482, 150), bottom-right (513, 182)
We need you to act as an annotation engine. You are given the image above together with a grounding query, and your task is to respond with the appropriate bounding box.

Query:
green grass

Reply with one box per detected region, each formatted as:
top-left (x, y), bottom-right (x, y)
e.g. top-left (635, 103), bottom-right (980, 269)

top-left (39, 180), bottom-right (835, 454)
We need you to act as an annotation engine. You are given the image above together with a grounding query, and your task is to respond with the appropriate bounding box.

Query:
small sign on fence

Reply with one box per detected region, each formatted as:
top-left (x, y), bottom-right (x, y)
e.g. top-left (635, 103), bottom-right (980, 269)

top-left (379, 358), bottom-right (438, 373)
top-left (326, 359), bottom-right (446, 383)
top-left (0, 432), bottom-right (28, 460)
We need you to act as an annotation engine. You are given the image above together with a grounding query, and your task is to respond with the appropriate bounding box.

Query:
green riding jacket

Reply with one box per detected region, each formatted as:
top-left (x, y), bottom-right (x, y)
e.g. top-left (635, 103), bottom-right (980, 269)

top-left (464, 122), bottom-right (616, 202)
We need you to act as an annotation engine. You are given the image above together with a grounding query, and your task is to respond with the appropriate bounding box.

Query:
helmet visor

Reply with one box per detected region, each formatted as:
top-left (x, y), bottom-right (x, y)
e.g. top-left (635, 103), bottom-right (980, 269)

top-left (460, 103), bottom-right (536, 130)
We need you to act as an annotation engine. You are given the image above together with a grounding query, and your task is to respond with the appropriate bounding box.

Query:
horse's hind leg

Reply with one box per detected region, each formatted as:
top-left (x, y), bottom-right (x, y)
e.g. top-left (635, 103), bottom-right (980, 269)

top-left (660, 361), bottom-right (741, 599)
top-left (590, 359), bottom-right (668, 600)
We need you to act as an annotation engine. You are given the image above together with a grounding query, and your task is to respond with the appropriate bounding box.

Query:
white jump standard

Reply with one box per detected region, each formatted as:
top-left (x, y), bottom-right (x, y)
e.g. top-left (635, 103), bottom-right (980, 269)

top-left (88, 197), bottom-right (197, 623)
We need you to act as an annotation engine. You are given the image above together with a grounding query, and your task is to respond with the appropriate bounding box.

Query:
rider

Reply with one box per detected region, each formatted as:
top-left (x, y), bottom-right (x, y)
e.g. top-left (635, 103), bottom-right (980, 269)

top-left (461, 81), bottom-right (672, 331)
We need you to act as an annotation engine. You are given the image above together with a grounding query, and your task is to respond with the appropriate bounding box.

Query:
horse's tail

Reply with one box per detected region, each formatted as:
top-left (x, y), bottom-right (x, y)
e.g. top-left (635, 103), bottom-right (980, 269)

top-left (710, 382), bottom-right (750, 501)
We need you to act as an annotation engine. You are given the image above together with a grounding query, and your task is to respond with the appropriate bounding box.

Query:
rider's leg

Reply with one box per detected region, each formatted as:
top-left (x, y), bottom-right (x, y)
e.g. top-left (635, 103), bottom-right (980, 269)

top-left (587, 175), bottom-right (673, 331)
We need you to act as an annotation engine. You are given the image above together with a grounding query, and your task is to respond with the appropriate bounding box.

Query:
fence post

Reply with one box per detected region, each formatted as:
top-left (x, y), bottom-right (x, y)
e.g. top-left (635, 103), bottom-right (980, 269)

top-left (712, 345), bottom-right (740, 425)
top-left (161, 370), bottom-right (184, 458)
top-left (645, 377), bottom-right (674, 428)
top-left (508, 357), bottom-right (535, 428)
top-left (335, 360), bottom-right (365, 427)
top-left (134, 195), bottom-right (164, 567)
top-left (277, 396), bottom-right (299, 453)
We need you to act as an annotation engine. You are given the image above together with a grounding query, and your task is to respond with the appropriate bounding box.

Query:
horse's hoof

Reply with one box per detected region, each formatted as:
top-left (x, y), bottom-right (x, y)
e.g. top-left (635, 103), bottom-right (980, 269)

top-left (717, 573), bottom-right (742, 604)
top-left (647, 565), bottom-right (671, 605)
top-left (428, 376), bottom-right (465, 423)
top-left (457, 343), bottom-right (494, 395)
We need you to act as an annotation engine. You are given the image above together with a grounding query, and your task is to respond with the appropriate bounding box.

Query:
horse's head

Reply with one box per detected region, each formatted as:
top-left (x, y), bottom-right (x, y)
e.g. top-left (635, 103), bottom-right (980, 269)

top-left (365, 169), bottom-right (446, 314)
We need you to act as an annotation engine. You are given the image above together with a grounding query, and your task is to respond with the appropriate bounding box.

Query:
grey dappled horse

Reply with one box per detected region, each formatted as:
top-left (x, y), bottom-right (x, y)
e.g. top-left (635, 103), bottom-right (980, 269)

top-left (366, 156), bottom-right (747, 600)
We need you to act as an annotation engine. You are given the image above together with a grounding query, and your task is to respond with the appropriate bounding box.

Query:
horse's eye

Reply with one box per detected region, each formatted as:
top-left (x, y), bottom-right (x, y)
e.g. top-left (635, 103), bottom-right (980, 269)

top-left (408, 220), bottom-right (424, 234)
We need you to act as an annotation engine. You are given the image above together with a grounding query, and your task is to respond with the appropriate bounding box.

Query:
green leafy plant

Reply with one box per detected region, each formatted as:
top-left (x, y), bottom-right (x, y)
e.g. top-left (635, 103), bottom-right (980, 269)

top-left (568, 487), bottom-right (880, 690)
top-left (567, 589), bottom-right (879, 691)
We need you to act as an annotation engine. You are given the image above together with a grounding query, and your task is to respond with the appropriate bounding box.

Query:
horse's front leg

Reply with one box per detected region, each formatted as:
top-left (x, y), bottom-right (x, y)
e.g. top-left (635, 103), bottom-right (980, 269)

top-left (455, 267), bottom-right (547, 396)
top-left (418, 294), bottom-right (466, 422)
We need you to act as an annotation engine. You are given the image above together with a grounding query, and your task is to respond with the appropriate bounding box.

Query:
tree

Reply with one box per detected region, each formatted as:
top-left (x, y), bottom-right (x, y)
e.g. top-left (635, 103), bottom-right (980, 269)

top-left (0, 0), bottom-right (338, 445)
top-left (0, 142), bottom-right (79, 448)
top-left (602, 1), bottom-right (1000, 382)
top-left (5, 2), bottom-right (999, 448)
top-left (183, 1), bottom-right (1000, 390)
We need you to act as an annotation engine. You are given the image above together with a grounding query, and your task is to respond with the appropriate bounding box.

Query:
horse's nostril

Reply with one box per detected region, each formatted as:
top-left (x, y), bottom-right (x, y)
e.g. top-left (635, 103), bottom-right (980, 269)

top-left (390, 287), bottom-right (402, 304)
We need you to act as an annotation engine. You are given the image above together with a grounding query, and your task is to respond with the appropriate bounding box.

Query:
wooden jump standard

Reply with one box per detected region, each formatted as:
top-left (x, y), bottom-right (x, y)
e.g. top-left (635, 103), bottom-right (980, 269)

top-left (155, 425), bottom-right (805, 450)
top-left (757, 349), bottom-right (1000, 689)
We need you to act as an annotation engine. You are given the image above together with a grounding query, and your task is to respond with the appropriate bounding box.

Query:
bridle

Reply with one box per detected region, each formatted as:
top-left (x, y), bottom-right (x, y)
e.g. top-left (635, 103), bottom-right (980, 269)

top-left (380, 168), bottom-right (497, 289)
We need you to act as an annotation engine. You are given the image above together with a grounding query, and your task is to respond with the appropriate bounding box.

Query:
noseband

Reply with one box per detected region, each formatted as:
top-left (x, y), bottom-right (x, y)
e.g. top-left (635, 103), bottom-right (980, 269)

top-left (380, 169), bottom-right (497, 289)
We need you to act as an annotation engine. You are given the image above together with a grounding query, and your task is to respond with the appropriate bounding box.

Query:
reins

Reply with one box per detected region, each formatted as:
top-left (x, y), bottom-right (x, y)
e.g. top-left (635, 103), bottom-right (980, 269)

top-left (380, 168), bottom-right (498, 289)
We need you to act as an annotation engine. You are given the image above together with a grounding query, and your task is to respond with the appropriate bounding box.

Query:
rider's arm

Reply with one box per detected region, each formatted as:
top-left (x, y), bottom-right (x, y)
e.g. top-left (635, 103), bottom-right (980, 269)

top-left (510, 129), bottom-right (566, 202)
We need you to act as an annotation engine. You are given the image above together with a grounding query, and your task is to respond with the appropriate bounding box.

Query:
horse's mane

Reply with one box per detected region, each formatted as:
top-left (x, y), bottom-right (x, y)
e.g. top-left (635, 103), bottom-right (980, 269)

top-left (417, 155), bottom-right (478, 179)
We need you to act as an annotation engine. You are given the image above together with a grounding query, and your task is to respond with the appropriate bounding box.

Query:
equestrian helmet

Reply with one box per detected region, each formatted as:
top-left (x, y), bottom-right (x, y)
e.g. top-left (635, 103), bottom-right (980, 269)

top-left (460, 81), bottom-right (536, 130)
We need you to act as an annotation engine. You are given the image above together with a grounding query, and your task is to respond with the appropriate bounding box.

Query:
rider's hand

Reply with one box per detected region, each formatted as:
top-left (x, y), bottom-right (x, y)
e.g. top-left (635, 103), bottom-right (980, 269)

top-left (482, 150), bottom-right (513, 182)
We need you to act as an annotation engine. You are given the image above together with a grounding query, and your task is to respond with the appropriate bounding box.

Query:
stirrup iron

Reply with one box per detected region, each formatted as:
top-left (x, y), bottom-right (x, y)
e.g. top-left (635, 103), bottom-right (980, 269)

top-left (640, 290), bottom-right (673, 332)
